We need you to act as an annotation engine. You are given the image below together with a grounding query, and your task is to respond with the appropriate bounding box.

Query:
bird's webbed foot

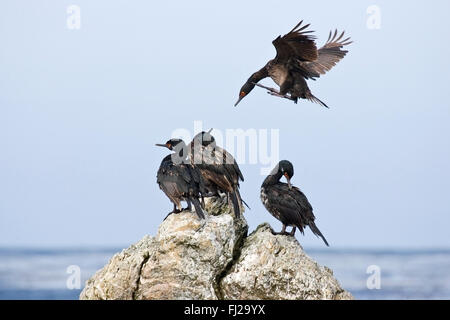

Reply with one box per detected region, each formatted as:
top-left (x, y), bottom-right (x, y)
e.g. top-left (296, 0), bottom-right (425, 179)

top-left (271, 225), bottom-right (296, 236)
top-left (271, 230), bottom-right (291, 236)
top-left (268, 91), bottom-right (296, 102)
top-left (163, 206), bottom-right (182, 221)
top-left (253, 83), bottom-right (295, 101)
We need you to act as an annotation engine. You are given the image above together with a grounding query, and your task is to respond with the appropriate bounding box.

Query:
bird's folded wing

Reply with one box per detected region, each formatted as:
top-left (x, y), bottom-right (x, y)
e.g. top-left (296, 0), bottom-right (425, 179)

top-left (288, 186), bottom-right (314, 215)
top-left (267, 184), bottom-right (313, 222)
top-left (215, 146), bottom-right (245, 182)
top-left (176, 164), bottom-right (193, 184)
top-left (268, 188), bottom-right (300, 212)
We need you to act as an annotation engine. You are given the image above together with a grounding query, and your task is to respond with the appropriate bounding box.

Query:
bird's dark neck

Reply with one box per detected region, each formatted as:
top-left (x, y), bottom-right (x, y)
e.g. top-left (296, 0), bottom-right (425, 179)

top-left (250, 65), bottom-right (269, 83)
top-left (262, 171), bottom-right (283, 187)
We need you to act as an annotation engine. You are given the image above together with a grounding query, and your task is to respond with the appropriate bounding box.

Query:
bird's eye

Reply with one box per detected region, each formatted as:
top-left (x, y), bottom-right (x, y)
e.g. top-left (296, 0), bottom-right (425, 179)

top-left (240, 91), bottom-right (246, 97)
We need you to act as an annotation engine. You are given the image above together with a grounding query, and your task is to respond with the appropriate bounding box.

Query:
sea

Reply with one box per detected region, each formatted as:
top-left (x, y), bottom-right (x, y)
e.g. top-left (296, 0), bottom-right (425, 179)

top-left (1, 247), bottom-right (450, 300)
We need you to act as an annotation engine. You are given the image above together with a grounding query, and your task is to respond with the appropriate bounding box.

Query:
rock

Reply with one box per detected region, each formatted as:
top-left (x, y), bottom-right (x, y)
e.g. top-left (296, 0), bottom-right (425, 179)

top-left (219, 223), bottom-right (353, 300)
top-left (80, 197), bottom-right (248, 300)
top-left (79, 235), bottom-right (156, 300)
top-left (80, 197), bottom-right (352, 300)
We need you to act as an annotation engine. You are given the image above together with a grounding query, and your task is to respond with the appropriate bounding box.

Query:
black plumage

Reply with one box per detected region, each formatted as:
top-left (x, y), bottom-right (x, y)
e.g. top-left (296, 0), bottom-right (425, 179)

top-left (261, 160), bottom-right (329, 246)
top-left (189, 130), bottom-right (246, 218)
top-left (156, 138), bottom-right (206, 220)
top-left (235, 20), bottom-right (351, 108)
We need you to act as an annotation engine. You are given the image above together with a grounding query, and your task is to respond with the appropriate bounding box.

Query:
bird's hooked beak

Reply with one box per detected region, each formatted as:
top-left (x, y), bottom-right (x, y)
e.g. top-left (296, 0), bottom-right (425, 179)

top-left (284, 172), bottom-right (292, 189)
top-left (155, 143), bottom-right (171, 150)
top-left (234, 91), bottom-right (246, 107)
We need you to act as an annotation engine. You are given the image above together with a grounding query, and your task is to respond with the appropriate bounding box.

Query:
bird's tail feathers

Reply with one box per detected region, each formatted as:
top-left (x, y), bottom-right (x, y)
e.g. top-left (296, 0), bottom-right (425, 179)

top-left (191, 197), bottom-right (205, 219)
top-left (229, 191), bottom-right (241, 218)
top-left (236, 188), bottom-right (250, 210)
top-left (309, 222), bottom-right (329, 246)
top-left (307, 93), bottom-right (329, 108)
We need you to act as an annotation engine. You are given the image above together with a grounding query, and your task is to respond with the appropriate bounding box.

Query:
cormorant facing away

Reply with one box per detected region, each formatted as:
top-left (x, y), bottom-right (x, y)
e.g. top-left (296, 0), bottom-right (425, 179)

top-left (234, 20), bottom-right (351, 108)
top-left (190, 130), bottom-right (246, 218)
top-left (156, 138), bottom-right (206, 220)
top-left (261, 160), bottom-right (329, 246)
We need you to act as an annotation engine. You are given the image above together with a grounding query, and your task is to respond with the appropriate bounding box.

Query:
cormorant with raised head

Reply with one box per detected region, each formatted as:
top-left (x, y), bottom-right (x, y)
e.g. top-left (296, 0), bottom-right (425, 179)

top-left (190, 130), bottom-right (246, 218)
top-left (235, 20), bottom-right (351, 108)
top-left (156, 138), bottom-right (206, 220)
top-left (261, 160), bottom-right (329, 246)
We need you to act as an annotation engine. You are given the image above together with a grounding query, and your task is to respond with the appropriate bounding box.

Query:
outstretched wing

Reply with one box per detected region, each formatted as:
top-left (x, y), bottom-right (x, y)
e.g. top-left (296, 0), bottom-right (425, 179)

top-left (272, 20), bottom-right (318, 63)
top-left (298, 30), bottom-right (352, 79)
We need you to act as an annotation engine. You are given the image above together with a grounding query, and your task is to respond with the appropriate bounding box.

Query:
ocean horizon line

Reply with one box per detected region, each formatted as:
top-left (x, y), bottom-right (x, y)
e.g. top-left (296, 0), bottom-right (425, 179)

top-left (1, 245), bottom-right (450, 255)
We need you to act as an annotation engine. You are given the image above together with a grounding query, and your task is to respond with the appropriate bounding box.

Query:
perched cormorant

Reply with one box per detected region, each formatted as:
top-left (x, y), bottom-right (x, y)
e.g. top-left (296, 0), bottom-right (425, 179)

top-left (156, 138), bottom-right (206, 220)
top-left (189, 130), bottom-right (246, 218)
top-left (261, 160), bottom-right (329, 246)
top-left (235, 20), bottom-right (351, 108)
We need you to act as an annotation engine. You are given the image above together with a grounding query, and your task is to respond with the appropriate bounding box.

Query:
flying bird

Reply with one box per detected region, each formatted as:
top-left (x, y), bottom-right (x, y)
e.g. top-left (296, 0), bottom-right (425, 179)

top-left (261, 160), bottom-right (329, 246)
top-left (189, 130), bottom-right (247, 218)
top-left (235, 20), bottom-right (351, 108)
top-left (156, 138), bottom-right (206, 220)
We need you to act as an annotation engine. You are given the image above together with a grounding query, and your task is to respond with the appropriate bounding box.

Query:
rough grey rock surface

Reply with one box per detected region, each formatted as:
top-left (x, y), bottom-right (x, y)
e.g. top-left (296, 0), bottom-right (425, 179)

top-left (220, 223), bottom-right (353, 300)
top-left (80, 197), bottom-right (352, 300)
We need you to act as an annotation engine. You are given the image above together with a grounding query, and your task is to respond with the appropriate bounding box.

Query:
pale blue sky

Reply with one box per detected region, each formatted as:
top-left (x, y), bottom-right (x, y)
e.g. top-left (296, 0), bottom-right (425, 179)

top-left (1, 1), bottom-right (449, 248)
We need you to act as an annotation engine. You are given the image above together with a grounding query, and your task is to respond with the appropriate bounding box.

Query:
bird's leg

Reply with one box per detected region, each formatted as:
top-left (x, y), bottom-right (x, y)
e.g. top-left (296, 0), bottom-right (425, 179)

top-left (184, 200), bottom-right (193, 212)
top-left (290, 227), bottom-right (296, 236)
top-left (201, 196), bottom-right (206, 209)
top-left (253, 82), bottom-right (279, 94)
top-left (253, 83), bottom-right (295, 101)
top-left (268, 92), bottom-right (295, 101)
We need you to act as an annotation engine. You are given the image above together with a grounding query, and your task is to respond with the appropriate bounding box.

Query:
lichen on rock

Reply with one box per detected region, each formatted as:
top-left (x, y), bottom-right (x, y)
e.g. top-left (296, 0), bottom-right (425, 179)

top-left (219, 223), bottom-right (353, 300)
top-left (80, 197), bottom-right (352, 300)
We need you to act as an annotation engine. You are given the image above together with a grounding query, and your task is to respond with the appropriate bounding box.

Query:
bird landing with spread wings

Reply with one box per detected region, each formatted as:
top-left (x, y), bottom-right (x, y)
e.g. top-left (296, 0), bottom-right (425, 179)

top-left (234, 20), bottom-right (352, 108)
